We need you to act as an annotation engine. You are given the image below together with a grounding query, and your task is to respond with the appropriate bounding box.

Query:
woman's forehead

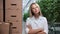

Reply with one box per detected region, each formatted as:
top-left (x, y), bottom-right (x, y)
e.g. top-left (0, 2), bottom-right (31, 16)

top-left (31, 4), bottom-right (37, 6)
top-left (31, 4), bottom-right (38, 7)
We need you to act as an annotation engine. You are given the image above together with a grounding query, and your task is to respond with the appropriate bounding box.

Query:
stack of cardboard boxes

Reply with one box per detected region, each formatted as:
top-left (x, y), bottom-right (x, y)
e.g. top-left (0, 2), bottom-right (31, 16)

top-left (0, 0), bottom-right (22, 34)
top-left (0, 0), bottom-right (3, 22)
top-left (0, 22), bottom-right (10, 34)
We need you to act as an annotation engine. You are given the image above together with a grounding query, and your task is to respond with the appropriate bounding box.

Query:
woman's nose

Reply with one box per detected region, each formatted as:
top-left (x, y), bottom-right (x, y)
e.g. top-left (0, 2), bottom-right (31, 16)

top-left (35, 8), bottom-right (37, 11)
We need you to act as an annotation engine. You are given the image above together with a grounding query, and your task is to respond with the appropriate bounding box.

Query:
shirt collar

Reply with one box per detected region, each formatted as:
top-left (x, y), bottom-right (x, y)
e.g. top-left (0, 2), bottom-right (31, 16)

top-left (32, 16), bottom-right (42, 20)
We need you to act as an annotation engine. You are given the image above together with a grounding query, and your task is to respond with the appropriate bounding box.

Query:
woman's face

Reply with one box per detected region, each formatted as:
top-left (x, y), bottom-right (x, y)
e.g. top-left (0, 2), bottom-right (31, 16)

top-left (31, 4), bottom-right (40, 15)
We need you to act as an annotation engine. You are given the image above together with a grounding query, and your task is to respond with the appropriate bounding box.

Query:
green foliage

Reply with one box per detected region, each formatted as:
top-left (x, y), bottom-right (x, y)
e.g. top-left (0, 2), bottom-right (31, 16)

top-left (23, 12), bottom-right (29, 22)
top-left (37, 0), bottom-right (60, 23)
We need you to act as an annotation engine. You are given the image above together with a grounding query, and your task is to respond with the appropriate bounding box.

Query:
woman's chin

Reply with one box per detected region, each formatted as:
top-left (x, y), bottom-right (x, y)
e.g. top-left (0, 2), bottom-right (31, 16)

top-left (34, 13), bottom-right (39, 15)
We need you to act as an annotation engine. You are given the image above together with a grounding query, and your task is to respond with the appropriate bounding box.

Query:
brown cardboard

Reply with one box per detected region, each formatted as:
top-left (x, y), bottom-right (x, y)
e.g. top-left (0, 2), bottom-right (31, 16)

top-left (5, 10), bottom-right (22, 22)
top-left (0, 0), bottom-right (3, 22)
top-left (0, 23), bottom-right (2, 34)
top-left (0, 0), bottom-right (3, 9)
top-left (5, 0), bottom-right (22, 10)
top-left (5, 0), bottom-right (22, 34)
top-left (0, 22), bottom-right (10, 34)
top-left (0, 10), bottom-right (3, 22)
top-left (10, 22), bottom-right (22, 34)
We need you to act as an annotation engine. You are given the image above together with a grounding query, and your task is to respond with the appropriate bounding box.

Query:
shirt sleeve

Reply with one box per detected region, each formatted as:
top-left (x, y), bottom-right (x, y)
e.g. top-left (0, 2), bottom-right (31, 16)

top-left (43, 17), bottom-right (48, 34)
top-left (25, 18), bottom-right (30, 34)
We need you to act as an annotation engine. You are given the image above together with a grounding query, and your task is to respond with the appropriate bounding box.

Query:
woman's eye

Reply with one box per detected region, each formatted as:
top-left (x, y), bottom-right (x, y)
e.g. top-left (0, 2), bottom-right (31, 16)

top-left (32, 8), bottom-right (35, 9)
top-left (36, 6), bottom-right (38, 8)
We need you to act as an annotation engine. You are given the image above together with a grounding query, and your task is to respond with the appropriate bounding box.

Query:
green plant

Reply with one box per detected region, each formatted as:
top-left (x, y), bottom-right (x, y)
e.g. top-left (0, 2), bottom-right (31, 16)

top-left (23, 12), bottom-right (29, 22)
top-left (37, 0), bottom-right (60, 23)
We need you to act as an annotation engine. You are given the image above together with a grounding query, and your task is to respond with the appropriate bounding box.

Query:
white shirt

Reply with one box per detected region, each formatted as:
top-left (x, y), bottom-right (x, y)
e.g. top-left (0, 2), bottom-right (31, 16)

top-left (25, 16), bottom-right (48, 34)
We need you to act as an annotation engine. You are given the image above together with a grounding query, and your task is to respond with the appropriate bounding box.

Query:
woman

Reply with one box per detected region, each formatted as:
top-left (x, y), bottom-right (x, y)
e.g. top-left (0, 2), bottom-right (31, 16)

top-left (25, 3), bottom-right (48, 34)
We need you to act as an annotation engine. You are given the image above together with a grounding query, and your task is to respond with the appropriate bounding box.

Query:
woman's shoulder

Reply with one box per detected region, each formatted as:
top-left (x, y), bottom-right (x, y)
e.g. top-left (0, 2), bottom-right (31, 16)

top-left (40, 16), bottom-right (47, 20)
top-left (26, 17), bottom-right (31, 21)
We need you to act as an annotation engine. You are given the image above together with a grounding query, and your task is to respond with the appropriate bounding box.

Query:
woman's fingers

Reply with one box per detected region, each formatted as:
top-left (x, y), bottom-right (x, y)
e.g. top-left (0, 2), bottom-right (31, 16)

top-left (38, 28), bottom-right (44, 32)
top-left (37, 32), bottom-right (41, 34)
top-left (37, 31), bottom-right (46, 34)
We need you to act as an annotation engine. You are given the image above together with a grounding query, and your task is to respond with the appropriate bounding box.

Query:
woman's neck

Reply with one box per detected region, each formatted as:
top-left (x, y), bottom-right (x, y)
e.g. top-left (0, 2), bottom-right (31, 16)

top-left (34, 14), bottom-right (39, 19)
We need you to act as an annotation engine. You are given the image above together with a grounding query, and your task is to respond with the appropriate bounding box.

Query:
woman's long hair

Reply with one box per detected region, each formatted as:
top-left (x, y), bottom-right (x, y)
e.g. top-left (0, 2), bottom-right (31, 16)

top-left (29, 3), bottom-right (42, 17)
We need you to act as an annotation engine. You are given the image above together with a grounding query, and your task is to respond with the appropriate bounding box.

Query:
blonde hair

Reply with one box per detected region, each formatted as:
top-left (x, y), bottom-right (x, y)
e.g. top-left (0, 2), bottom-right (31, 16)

top-left (29, 3), bottom-right (42, 17)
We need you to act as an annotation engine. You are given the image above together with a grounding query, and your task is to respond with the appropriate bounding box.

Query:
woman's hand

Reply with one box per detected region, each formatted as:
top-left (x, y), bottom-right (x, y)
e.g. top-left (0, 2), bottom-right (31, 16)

top-left (37, 31), bottom-right (46, 34)
top-left (38, 28), bottom-right (44, 32)
top-left (27, 24), bottom-right (44, 34)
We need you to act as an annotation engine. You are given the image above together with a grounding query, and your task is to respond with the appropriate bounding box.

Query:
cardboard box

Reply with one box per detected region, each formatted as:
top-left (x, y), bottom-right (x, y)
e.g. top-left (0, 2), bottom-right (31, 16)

top-left (5, 10), bottom-right (22, 22)
top-left (0, 23), bottom-right (2, 34)
top-left (10, 22), bottom-right (22, 34)
top-left (0, 10), bottom-right (3, 22)
top-left (0, 22), bottom-right (10, 34)
top-left (0, 0), bottom-right (3, 9)
top-left (5, 0), bottom-right (22, 10)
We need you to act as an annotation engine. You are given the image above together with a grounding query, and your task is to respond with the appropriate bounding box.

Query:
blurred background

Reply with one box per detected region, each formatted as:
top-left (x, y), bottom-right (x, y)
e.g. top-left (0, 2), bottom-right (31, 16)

top-left (22, 0), bottom-right (60, 34)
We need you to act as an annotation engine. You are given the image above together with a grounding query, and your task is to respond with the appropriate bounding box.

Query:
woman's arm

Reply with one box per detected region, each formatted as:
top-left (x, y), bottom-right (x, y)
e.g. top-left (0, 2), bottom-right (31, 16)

top-left (37, 31), bottom-right (46, 34)
top-left (28, 28), bottom-right (43, 34)
top-left (37, 17), bottom-right (48, 34)
top-left (27, 24), bottom-right (44, 34)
